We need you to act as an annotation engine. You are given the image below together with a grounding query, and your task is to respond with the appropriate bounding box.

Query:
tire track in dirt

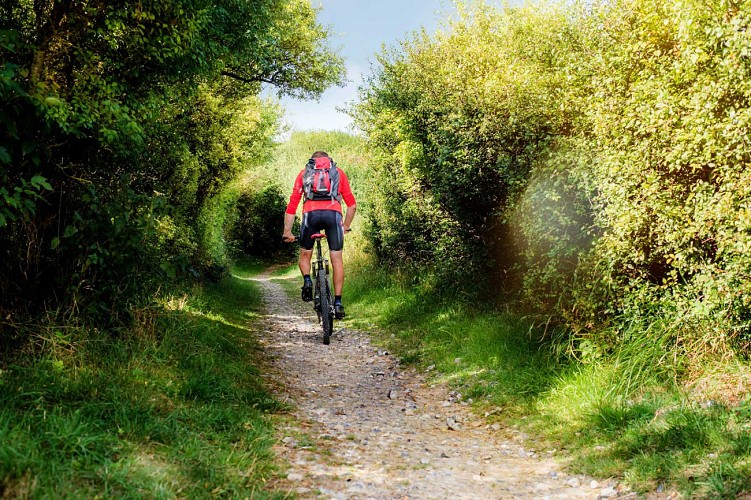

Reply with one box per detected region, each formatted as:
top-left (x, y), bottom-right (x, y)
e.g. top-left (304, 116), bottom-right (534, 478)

top-left (251, 269), bottom-right (633, 499)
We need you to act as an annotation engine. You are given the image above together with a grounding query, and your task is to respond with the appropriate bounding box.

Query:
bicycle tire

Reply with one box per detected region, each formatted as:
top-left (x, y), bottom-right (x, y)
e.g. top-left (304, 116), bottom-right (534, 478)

top-left (314, 276), bottom-right (322, 323)
top-left (319, 268), bottom-right (333, 345)
top-left (325, 279), bottom-right (335, 343)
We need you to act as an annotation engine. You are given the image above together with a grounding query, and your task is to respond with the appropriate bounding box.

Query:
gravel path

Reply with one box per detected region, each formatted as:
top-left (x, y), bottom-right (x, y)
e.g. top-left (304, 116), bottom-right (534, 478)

top-left (251, 270), bottom-right (633, 499)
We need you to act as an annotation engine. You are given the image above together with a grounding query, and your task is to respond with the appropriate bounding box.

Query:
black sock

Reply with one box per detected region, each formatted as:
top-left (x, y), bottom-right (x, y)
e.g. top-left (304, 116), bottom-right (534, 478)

top-left (303, 274), bottom-right (311, 282)
top-left (335, 295), bottom-right (342, 303)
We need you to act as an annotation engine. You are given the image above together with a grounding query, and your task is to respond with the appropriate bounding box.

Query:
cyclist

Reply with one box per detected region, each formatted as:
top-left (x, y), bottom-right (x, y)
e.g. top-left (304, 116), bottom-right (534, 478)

top-left (282, 151), bottom-right (356, 319)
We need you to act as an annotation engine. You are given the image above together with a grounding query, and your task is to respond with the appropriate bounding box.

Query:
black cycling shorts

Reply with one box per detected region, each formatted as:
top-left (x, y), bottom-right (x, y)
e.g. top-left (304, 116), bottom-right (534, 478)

top-left (299, 210), bottom-right (344, 251)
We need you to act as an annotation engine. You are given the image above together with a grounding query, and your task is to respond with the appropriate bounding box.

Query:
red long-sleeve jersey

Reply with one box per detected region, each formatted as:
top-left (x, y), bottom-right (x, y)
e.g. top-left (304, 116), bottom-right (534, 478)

top-left (285, 168), bottom-right (356, 215)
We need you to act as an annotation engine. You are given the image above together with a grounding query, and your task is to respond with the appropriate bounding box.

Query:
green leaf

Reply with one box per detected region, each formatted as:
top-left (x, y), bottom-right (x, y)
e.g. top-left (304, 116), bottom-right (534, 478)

top-left (30, 175), bottom-right (52, 191)
top-left (63, 225), bottom-right (78, 238)
top-left (0, 147), bottom-right (10, 164)
top-left (44, 96), bottom-right (63, 106)
top-left (160, 261), bottom-right (176, 279)
top-left (51, 237), bottom-right (60, 249)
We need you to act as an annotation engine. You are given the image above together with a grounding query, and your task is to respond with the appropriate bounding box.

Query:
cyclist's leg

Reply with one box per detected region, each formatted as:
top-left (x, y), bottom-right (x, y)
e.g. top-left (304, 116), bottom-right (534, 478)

top-left (298, 212), bottom-right (317, 301)
top-left (299, 211), bottom-right (320, 274)
top-left (330, 250), bottom-right (344, 296)
top-left (299, 249), bottom-right (313, 275)
top-left (320, 210), bottom-right (345, 319)
top-left (320, 210), bottom-right (345, 296)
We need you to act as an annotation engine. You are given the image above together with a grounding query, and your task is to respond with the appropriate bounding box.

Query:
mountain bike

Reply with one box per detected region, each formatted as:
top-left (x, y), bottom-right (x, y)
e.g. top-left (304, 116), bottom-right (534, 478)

top-left (310, 233), bottom-right (335, 344)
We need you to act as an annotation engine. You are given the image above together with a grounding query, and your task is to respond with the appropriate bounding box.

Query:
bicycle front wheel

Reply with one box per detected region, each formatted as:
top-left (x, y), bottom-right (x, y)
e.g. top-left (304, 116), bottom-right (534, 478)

top-left (318, 269), bottom-right (333, 345)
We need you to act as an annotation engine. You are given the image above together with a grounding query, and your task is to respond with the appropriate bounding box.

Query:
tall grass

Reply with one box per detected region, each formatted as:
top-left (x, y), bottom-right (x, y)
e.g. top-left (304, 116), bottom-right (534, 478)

top-left (0, 263), bottom-right (284, 498)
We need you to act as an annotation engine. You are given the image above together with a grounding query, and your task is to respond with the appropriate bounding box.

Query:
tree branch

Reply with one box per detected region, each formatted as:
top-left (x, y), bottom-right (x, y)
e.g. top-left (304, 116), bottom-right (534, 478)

top-left (220, 71), bottom-right (273, 85)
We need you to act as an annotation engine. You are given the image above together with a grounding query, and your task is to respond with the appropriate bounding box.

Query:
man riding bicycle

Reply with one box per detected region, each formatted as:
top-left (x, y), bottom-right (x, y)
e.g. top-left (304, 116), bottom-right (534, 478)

top-left (282, 151), bottom-right (357, 319)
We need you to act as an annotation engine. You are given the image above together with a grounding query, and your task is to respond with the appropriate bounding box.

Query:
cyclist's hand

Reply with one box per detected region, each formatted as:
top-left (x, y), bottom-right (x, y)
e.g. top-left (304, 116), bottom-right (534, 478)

top-left (343, 226), bottom-right (352, 233)
top-left (282, 232), bottom-right (296, 243)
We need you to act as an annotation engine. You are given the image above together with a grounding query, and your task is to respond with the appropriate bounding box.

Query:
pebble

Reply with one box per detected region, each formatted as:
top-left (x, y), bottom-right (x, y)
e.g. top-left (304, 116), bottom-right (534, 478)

top-left (287, 473), bottom-right (304, 481)
top-left (600, 486), bottom-right (617, 497)
top-left (446, 417), bottom-right (461, 431)
top-left (567, 478), bottom-right (581, 488)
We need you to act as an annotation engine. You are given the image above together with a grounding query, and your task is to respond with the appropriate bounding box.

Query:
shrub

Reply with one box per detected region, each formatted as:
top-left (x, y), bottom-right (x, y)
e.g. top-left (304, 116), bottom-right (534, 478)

top-left (228, 185), bottom-right (296, 259)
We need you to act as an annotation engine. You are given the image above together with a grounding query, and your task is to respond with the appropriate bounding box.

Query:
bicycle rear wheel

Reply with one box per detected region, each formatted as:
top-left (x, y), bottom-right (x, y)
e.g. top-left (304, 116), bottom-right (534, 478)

top-left (313, 277), bottom-right (322, 323)
top-left (318, 268), bottom-right (333, 344)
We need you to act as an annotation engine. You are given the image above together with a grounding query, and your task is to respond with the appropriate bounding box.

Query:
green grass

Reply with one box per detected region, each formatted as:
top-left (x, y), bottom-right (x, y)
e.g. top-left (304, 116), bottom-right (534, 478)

top-left (338, 258), bottom-right (751, 498)
top-left (340, 261), bottom-right (558, 415)
top-left (0, 262), bottom-right (285, 498)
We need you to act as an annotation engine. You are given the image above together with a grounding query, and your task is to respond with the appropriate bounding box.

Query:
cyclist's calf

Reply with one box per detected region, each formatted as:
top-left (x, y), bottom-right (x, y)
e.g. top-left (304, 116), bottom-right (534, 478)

top-left (330, 250), bottom-right (344, 296)
top-left (298, 248), bottom-right (314, 276)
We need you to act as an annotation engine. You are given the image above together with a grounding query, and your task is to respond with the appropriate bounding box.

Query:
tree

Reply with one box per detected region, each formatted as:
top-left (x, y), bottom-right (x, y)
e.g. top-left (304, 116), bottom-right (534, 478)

top-left (0, 0), bottom-right (344, 326)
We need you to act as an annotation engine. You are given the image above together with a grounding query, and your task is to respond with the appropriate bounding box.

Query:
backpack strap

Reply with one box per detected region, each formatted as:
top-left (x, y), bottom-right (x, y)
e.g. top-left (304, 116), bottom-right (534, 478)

top-left (302, 158), bottom-right (316, 201)
top-left (328, 161), bottom-right (342, 202)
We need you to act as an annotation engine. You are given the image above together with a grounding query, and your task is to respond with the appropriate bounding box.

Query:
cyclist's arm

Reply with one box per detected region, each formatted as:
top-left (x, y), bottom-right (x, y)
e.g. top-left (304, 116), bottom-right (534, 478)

top-left (283, 171), bottom-right (304, 242)
top-left (283, 213), bottom-right (296, 242)
top-left (343, 205), bottom-right (356, 232)
top-left (339, 170), bottom-right (357, 232)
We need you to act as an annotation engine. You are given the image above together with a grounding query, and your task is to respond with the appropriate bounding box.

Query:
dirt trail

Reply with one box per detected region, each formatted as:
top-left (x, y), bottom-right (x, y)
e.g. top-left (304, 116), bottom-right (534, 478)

top-left (252, 269), bottom-right (631, 499)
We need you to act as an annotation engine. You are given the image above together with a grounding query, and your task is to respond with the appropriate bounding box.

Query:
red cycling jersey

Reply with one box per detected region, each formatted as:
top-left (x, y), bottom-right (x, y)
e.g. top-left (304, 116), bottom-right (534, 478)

top-left (285, 168), bottom-right (356, 215)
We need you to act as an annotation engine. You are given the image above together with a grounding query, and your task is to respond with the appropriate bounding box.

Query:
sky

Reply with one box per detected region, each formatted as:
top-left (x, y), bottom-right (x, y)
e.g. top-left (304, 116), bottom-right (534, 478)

top-left (271, 0), bottom-right (455, 133)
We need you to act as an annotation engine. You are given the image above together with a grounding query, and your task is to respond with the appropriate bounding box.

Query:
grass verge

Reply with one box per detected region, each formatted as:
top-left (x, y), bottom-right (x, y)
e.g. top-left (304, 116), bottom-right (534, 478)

top-left (340, 258), bottom-right (751, 498)
top-left (0, 262), bottom-right (284, 498)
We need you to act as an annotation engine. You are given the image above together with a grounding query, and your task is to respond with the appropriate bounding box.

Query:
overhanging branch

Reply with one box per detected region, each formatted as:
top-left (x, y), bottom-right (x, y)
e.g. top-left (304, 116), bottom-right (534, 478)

top-left (220, 71), bottom-right (274, 85)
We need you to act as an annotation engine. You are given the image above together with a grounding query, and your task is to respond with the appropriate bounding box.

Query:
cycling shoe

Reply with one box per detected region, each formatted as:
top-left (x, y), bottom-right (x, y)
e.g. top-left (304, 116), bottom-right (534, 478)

top-left (301, 280), bottom-right (313, 302)
top-left (334, 302), bottom-right (345, 319)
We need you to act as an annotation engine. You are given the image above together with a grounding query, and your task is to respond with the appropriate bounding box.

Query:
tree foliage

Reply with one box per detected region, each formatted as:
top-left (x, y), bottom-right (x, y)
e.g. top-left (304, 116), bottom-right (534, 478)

top-left (228, 185), bottom-right (295, 259)
top-left (0, 0), bottom-right (344, 328)
top-left (575, 0), bottom-right (751, 353)
top-left (355, 0), bottom-right (751, 359)
top-left (353, 2), bottom-right (591, 294)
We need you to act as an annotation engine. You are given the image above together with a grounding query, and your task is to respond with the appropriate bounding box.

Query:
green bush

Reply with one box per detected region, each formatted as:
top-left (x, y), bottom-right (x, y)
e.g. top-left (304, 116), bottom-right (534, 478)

top-left (355, 0), bottom-right (751, 364)
top-left (229, 185), bottom-right (296, 259)
top-left (563, 0), bottom-right (751, 356)
top-left (353, 2), bottom-right (593, 297)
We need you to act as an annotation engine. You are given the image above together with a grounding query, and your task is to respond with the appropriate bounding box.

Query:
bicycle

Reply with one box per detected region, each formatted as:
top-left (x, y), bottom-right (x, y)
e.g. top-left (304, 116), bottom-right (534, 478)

top-left (310, 233), bottom-right (335, 344)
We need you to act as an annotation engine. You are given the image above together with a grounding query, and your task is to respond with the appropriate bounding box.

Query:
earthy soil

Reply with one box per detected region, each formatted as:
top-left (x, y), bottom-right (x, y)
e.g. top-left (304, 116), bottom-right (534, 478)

top-left (252, 269), bottom-right (638, 499)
